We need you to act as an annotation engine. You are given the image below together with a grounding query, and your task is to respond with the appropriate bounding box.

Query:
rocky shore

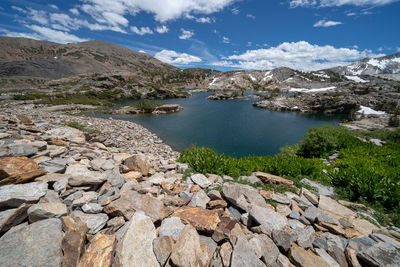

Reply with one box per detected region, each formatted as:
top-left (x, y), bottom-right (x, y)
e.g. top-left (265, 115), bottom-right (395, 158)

top-left (0, 103), bottom-right (399, 267)
top-left (208, 92), bottom-right (244, 100)
top-left (114, 104), bottom-right (184, 115)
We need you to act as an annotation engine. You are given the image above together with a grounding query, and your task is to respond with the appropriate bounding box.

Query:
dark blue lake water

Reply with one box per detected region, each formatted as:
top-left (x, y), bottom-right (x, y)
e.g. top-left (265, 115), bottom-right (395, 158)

top-left (90, 92), bottom-right (344, 158)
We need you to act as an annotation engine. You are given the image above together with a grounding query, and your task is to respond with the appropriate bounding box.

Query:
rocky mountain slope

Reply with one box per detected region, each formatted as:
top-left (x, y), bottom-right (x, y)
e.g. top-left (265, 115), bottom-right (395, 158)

top-left (0, 103), bottom-right (399, 266)
top-left (330, 53), bottom-right (400, 76)
top-left (0, 37), bottom-right (177, 82)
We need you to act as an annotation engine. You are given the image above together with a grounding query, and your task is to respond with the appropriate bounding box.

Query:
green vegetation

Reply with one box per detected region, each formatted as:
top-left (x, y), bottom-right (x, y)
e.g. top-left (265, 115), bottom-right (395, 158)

top-left (133, 99), bottom-right (163, 113)
top-left (64, 121), bottom-right (101, 134)
top-left (179, 125), bottom-right (400, 227)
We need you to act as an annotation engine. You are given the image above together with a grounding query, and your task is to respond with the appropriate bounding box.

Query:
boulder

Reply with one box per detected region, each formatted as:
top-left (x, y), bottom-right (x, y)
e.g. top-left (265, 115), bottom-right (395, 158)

top-left (123, 155), bottom-right (150, 176)
top-left (0, 156), bottom-right (40, 179)
top-left (159, 217), bottom-right (185, 241)
top-left (82, 203), bottom-right (103, 214)
top-left (272, 229), bottom-right (297, 252)
top-left (0, 182), bottom-right (47, 208)
top-left (170, 224), bottom-right (201, 267)
top-left (46, 126), bottom-right (85, 143)
top-left (190, 174), bottom-right (211, 188)
top-left (0, 218), bottom-right (63, 267)
top-left (104, 190), bottom-right (166, 222)
top-left (39, 159), bottom-right (67, 173)
top-left (153, 104), bottom-right (183, 114)
top-left (249, 205), bottom-right (288, 234)
top-left (231, 236), bottom-right (265, 267)
top-left (253, 171), bottom-right (294, 187)
top-left (0, 203), bottom-right (31, 234)
top-left (199, 236), bottom-right (218, 267)
top-left (70, 211), bottom-right (108, 235)
top-left (357, 241), bottom-right (400, 266)
top-left (153, 236), bottom-right (175, 266)
top-left (62, 221), bottom-right (87, 267)
top-left (7, 143), bottom-right (38, 157)
top-left (222, 182), bottom-right (268, 212)
top-left (28, 202), bottom-right (68, 222)
top-left (188, 190), bottom-right (210, 209)
top-left (318, 195), bottom-right (356, 219)
top-left (78, 233), bottom-right (116, 267)
top-left (300, 178), bottom-right (334, 196)
top-left (289, 244), bottom-right (330, 267)
top-left (172, 206), bottom-right (220, 233)
top-left (114, 212), bottom-right (159, 267)
top-left (220, 242), bottom-right (233, 267)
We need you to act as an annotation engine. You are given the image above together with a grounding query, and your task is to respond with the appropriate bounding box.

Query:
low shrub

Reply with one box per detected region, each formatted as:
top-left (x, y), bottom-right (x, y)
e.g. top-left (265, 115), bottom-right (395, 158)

top-left (133, 99), bottom-right (163, 113)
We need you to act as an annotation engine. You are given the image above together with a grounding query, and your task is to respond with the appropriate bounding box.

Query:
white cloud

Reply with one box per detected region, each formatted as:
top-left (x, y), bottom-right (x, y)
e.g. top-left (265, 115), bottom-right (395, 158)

top-left (49, 4), bottom-right (58, 10)
top-left (155, 25), bottom-right (168, 34)
top-left (28, 8), bottom-right (48, 25)
top-left (155, 49), bottom-right (202, 65)
top-left (131, 26), bottom-right (153, 35)
top-left (196, 17), bottom-right (212, 23)
top-left (314, 19), bottom-right (343, 27)
top-left (346, 12), bottom-right (357, 16)
top-left (1, 25), bottom-right (87, 44)
top-left (12, 6), bottom-right (26, 13)
top-left (231, 7), bottom-right (240, 14)
top-left (222, 36), bottom-right (230, 43)
top-left (69, 8), bottom-right (80, 15)
top-left (246, 14), bottom-right (256, 19)
top-left (179, 29), bottom-right (194, 40)
top-left (212, 41), bottom-right (381, 71)
top-left (79, 0), bottom-right (235, 22)
top-left (290, 0), bottom-right (399, 8)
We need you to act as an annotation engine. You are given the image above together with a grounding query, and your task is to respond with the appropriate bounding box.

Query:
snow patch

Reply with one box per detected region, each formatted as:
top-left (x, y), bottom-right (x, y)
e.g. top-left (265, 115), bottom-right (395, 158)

top-left (209, 77), bottom-right (219, 86)
top-left (357, 106), bottom-right (386, 115)
top-left (289, 86), bottom-right (336, 93)
top-left (345, 75), bottom-right (369, 83)
top-left (262, 71), bottom-right (273, 81)
top-left (249, 74), bottom-right (257, 81)
top-left (313, 73), bottom-right (330, 79)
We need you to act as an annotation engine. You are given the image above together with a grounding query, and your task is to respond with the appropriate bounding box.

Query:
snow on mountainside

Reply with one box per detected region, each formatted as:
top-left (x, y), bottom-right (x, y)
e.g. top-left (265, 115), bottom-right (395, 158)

top-left (330, 53), bottom-right (400, 76)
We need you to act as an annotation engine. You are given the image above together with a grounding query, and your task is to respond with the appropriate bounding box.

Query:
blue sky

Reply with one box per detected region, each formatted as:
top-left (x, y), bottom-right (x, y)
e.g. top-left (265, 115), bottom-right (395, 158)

top-left (0, 0), bottom-right (399, 71)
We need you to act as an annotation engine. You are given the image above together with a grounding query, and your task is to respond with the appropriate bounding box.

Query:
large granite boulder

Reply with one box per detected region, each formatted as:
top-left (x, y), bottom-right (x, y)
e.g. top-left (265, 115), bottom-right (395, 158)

top-left (0, 218), bottom-right (63, 267)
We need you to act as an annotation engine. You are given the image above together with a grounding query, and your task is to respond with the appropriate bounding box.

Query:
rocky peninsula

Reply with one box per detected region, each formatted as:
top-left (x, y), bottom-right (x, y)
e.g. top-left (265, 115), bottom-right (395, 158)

top-left (0, 102), bottom-right (399, 267)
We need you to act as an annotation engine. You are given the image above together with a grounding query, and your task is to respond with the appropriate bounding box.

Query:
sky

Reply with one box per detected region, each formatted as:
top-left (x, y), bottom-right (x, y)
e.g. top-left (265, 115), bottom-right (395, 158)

top-left (0, 0), bottom-right (399, 71)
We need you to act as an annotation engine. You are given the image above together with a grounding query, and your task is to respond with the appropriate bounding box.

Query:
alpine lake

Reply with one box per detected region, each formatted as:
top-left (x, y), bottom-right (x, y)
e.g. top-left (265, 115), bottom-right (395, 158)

top-left (90, 91), bottom-right (345, 158)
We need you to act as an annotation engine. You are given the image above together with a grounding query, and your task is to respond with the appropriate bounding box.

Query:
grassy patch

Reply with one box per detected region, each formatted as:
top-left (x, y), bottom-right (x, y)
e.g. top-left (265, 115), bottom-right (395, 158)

top-left (178, 126), bottom-right (400, 227)
top-left (133, 99), bottom-right (163, 113)
top-left (64, 121), bottom-right (101, 134)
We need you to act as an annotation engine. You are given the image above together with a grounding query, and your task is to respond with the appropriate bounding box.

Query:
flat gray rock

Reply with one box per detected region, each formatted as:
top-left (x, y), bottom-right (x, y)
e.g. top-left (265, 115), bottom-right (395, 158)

top-left (0, 182), bottom-right (48, 208)
top-left (114, 212), bottom-right (159, 267)
top-left (7, 143), bottom-right (38, 157)
top-left (159, 217), bottom-right (185, 241)
top-left (222, 182), bottom-right (267, 212)
top-left (0, 218), bottom-right (63, 267)
top-left (188, 190), bottom-right (210, 209)
top-left (39, 158), bottom-right (67, 173)
top-left (27, 202), bottom-right (68, 222)
top-left (358, 241), bottom-right (400, 267)
top-left (70, 210), bottom-right (108, 234)
top-left (190, 174), bottom-right (211, 188)
top-left (249, 205), bottom-right (287, 233)
top-left (231, 236), bottom-right (265, 267)
top-left (300, 178), bottom-right (334, 196)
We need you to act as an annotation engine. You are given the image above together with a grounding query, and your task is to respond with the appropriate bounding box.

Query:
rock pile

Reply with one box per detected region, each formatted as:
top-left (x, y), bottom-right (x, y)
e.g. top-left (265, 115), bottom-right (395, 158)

top-left (0, 107), bottom-right (399, 267)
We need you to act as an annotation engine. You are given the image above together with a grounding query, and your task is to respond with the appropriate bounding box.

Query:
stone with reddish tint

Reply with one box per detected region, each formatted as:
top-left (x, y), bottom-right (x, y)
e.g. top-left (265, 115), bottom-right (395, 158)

top-left (172, 206), bottom-right (220, 233)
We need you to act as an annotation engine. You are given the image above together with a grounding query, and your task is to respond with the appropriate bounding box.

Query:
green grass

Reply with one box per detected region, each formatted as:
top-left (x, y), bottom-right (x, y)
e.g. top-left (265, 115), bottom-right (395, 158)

top-left (178, 126), bottom-right (400, 227)
top-left (133, 99), bottom-right (163, 113)
top-left (64, 121), bottom-right (101, 134)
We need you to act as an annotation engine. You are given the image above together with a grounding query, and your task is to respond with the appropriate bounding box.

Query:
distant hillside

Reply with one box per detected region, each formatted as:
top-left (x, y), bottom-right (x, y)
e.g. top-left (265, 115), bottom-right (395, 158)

top-left (0, 37), bottom-right (178, 80)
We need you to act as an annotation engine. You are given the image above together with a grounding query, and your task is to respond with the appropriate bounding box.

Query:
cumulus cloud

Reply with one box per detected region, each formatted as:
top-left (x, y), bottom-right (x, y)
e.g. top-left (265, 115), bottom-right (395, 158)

top-left (28, 8), bottom-right (48, 25)
top-left (155, 49), bottom-right (202, 65)
top-left (212, 41), bottom-right (381, 71)
top-left (290, 0), bottom-right (399, 8)
top-left (49, 4), bottom-right (58, 10)
top-left (179, 29), bottom-right (194, 40)
top-left (314, 19), bottom-right (343, 27)
top-left (69, 8), bottom-right (80, 15)
top-left (79, 0), bottom-right (235, 22)
top-left (155, 25), bottom-right (169, 34)
top-left (131, 26), bottom-right (153, 35)
top-left (222, 36), bottom-right (230, 43)
top-left (1, 26), bottom-right (87, 44)
top-left (246, 14), bottom-right (256, 19)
